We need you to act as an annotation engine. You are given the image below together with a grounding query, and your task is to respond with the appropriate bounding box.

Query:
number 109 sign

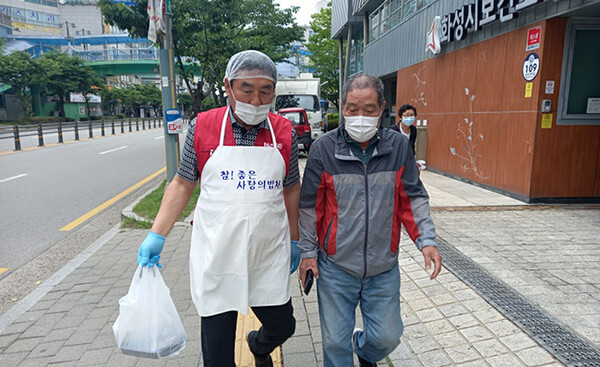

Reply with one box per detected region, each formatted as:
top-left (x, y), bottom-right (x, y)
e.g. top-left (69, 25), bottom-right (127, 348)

top-left (522, 52), bottom-right (540, 82)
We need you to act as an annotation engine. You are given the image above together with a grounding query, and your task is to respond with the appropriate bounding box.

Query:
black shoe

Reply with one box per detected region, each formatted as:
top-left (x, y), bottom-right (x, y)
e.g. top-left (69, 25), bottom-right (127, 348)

top-left (246, 330), bottom-right (273, 367)
top-left (358, 356), bottom-right (377, 367)
top-left (353, 328), bottom-right (377, 367)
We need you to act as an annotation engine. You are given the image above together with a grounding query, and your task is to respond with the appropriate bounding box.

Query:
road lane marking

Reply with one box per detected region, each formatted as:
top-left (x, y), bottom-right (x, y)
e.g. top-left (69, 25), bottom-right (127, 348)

top-left (99, 145), bottom-right (128, 155)
top-left (154, 136), bottom-right (164, 140)
top-left (0, 268), bottom-right (8, 276)
top-left (60, 167), bottom-right (166, 231)
top-left (0, 174), bottom-right (28, 183)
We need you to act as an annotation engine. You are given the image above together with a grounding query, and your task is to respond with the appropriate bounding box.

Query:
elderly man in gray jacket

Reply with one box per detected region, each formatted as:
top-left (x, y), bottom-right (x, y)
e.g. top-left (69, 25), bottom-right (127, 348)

top-left (298, 74), bottom-right (442, 367)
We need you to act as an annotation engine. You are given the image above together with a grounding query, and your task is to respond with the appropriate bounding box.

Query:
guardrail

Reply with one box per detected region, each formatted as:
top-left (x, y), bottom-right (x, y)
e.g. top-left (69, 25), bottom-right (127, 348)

top-left (0, 117), bottom-right (168, 151)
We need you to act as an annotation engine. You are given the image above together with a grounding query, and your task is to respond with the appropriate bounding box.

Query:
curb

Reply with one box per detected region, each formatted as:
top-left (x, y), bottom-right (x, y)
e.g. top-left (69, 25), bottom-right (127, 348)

top-left (120, 181), bottom-right (193, 227)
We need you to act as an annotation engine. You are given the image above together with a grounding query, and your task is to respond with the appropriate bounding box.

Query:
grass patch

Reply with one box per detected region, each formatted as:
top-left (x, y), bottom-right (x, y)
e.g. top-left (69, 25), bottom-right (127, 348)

top-left (126, 179), bottom-right (200, 229)
top-left (122, 216), bottom-right (152, 229)
top-left (133, 180), bottom-right (167, 220)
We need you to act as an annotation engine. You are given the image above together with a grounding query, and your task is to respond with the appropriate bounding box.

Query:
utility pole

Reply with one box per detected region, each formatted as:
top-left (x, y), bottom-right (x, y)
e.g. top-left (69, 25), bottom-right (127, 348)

top-left (159, 0), bottom-right (179, 183)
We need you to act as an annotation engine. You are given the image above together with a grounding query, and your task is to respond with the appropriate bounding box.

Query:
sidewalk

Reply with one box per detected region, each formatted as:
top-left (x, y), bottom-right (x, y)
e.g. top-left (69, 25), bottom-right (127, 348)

top-left (1, 166), bottom-right (599, 366)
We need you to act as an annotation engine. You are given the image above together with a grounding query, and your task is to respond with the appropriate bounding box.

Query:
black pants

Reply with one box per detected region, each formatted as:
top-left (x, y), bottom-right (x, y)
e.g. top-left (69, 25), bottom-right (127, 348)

top-left (200, 299), bottom-right (295, 367)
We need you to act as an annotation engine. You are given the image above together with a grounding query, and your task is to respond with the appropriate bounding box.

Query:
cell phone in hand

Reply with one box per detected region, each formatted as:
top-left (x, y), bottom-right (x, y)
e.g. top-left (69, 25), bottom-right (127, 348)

top-left (303, 269), bottom-right (314, 295)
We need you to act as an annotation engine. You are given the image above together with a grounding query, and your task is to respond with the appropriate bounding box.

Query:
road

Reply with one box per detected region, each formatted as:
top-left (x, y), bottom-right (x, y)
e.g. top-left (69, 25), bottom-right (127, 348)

top-left (0, 126), bottom-right (182, 277)
top-left (0, 120), bottom-right (159, 152)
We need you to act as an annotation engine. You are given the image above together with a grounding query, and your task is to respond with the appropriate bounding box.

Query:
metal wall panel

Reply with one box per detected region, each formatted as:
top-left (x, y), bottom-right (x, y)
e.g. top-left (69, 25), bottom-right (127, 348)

top-left (362, 0), bottom-right (600, 78)
top-left (353, 0), bottom-right (370, 13)
top-left (332, 0), bottom-right (350, 38)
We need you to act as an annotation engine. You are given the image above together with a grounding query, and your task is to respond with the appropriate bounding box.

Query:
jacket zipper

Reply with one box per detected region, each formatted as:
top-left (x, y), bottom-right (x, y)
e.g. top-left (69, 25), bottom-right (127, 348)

top-left (362, 150), bottom-right (369, 278)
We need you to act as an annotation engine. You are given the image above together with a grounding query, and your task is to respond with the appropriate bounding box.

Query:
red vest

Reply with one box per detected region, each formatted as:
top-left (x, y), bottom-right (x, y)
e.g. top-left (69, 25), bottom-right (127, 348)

top-left (193, 106), bottom-right (292, 177)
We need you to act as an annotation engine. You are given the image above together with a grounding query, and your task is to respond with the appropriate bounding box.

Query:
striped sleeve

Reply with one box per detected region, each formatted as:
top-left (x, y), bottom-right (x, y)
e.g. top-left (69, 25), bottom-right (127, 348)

top-left (176, 117), bottom-right (199, 183)
top-left (283, 128), bottom-right (300, 188)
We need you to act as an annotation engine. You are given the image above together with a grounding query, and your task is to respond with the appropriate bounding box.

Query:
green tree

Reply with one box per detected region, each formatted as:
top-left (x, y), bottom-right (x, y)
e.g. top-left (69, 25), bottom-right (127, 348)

top-left (37, 52), bottom-right (104, 118)
top-left (99, 0), bottom-right (304, 113)
top-left (0, 51), bottom-right (42, 120)
top-left (306, 3), bottom-right (342, 111)
top-left (99, 85), bottom-right (119, 115)
top-left (135, 84), bottom-right (162, 116)
top-left (177, 92), bottom-right (192, 115)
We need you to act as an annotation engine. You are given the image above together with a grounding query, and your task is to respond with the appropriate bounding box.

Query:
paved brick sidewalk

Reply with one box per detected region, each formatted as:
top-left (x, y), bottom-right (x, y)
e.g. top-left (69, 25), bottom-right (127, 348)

top-left (1, 167), bottom-right (598, 366)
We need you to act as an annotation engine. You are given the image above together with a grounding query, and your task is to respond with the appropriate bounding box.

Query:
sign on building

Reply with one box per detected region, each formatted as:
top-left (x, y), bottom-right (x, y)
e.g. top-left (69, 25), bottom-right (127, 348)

top-left (427, 0), bottom-right (544, 52)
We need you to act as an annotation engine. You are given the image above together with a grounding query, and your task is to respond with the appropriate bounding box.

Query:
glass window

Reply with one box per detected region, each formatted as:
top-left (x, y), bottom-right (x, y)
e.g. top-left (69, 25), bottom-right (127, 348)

top-left (402, 0), bottom-right (416, 19)
top-left (381, 3), bottom-right (390, 34)
top-left (417, 0), bottom-right (433, 10)
top-left (279, 111), bottom-right (305, 125)
top-left (370, 10), bottom-right (380, 40)
top-left (558, 22), bottom-right (600, 125)
top-left (275, 95), bottom-right (320, 112)
top-left (0, 94), bottom-right (5, 110)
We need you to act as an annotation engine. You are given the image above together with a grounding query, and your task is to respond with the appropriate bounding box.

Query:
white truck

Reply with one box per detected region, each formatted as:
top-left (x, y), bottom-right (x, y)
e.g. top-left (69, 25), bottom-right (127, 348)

top-left (274, 73), bottom-right (324, 141)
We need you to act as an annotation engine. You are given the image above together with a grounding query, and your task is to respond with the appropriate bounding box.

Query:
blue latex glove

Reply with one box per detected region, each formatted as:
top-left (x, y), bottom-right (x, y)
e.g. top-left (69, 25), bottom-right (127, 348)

top-left (137, 231), bottom-right (165, 268)
top-left (290, 240), bottom-right (300, 274)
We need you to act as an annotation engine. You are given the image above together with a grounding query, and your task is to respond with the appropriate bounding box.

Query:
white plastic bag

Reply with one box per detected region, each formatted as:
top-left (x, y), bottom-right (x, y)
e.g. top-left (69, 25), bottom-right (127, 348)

top-left (113, 265), bottom-right (187, 359)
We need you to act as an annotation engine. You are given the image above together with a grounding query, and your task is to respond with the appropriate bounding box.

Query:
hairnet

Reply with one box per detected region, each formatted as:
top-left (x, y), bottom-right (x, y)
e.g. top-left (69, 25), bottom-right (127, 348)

top-left (225, 50), bottom-right (277, 84)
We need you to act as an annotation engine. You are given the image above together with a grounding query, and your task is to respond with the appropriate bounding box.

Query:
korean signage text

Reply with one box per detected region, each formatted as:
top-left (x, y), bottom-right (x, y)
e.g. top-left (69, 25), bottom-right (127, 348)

top-left (220, 170), bottom-right (282, 191)
top-left (436, 0), bottom-right (543, 45)
top-left (166, 109), bottom-right (183, 134)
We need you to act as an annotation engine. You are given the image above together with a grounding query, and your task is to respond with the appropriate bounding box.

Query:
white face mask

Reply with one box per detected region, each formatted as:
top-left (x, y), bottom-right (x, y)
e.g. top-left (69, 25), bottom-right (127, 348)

top-left (344, 115), bottom-right (380, 143)
top-left (230, 89), bottom-right (271, 126)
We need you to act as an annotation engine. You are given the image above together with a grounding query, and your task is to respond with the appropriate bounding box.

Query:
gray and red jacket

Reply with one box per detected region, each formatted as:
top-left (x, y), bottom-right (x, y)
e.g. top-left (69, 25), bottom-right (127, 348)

top-left (298, 126), bottom-right (437, 278)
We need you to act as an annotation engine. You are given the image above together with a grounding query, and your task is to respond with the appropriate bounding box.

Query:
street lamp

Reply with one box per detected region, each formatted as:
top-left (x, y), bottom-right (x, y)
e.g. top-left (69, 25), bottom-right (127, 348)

top-left (59, 21), bottom-right (75, 38)
top-left (76, 28), bottom-right (92, 51)
top-left (76, 28), bottom-right (91, 36)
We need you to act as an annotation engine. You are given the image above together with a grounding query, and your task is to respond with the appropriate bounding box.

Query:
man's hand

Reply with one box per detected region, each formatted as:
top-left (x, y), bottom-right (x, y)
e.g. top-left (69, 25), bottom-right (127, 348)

top-left (137, 231), bottom-right (165, 268)
top-left (422, 246), bottom-right (442, 279)
top-left (299, 258), bottom-right (319, 286)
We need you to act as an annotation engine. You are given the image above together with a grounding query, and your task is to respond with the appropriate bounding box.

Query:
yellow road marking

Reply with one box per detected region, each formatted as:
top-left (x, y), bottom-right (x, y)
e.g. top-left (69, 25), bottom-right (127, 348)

top-left (60, 167), bottom-right (166, 231)
top-left (235, 311), bottom-right (282, 366)
top-left (0, 268), bottom-right (8, 276)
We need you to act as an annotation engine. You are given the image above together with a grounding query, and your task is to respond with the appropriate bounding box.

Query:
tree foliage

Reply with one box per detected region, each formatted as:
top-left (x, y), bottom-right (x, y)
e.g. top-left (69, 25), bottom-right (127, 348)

top-left (100, 84), bottom-right (162, 117)
top-left (0, 51), bottom-right (43, 120)
top-left (37, 52), bottom-right (105, 118)
top-left (306, 3), bottom-right (342, 111)
top-left (99, 0), bottom-right (304, 113)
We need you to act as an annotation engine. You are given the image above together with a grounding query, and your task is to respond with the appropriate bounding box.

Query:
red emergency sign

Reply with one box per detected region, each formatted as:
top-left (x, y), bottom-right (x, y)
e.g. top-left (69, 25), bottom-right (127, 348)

top-left (526, 26), bottom-right (541, 51)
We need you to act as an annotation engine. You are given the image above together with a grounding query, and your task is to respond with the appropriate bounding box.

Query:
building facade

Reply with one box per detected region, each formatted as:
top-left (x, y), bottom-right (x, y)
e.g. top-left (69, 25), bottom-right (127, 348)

top-left (332, 0), bottom-right (600, 202)
top-left (0, 0), bottom-right (60, 35)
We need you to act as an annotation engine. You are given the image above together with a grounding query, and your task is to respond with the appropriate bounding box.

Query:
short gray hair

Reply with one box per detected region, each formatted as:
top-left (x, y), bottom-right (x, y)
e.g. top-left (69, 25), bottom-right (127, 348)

top-left (341, 74), bottom-right (385, 107)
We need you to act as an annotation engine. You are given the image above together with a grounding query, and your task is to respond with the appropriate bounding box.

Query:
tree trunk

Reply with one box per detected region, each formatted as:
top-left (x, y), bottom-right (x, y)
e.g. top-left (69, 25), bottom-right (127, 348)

top-left (191, 88), bottom-right (204, 115)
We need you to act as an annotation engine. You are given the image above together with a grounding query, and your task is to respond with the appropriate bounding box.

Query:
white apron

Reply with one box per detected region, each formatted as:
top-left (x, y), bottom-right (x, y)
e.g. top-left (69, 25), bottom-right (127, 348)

top-left (190, 108), bottom-right (291, 317)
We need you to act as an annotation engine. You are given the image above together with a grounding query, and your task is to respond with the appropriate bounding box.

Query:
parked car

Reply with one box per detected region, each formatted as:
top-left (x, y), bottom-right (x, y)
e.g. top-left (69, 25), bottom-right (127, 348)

top-left (278, 108), bottom-right (312, 153)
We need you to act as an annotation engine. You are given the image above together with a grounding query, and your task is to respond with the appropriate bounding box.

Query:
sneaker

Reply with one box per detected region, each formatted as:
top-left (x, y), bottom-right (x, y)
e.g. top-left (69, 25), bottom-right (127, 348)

top-left (246, 330), bottom-right (273, 367)
top-left (358, 356), bottom-right (377, 367)
top-left (353, 328), bottom-right (377, 367)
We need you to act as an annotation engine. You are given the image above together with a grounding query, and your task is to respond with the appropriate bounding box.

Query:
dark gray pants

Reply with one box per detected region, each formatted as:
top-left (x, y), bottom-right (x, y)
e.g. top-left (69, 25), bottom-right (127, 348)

top-left (200, 298), bottom-right (295, 367)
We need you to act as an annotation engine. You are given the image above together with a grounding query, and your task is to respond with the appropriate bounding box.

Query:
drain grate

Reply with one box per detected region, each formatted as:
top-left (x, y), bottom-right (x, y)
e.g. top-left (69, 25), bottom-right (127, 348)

top-left (436, 236), bottom-right (600, 366)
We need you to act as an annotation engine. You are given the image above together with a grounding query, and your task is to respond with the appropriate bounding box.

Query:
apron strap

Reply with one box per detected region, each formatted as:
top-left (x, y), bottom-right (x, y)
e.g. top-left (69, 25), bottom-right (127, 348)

top-left (218, 107), bottom-right (230, 146)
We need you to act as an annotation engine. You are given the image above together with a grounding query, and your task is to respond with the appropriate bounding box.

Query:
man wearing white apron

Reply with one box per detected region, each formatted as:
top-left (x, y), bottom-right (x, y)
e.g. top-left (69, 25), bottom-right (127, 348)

top-left (136, 50), bottom-right (301, 367)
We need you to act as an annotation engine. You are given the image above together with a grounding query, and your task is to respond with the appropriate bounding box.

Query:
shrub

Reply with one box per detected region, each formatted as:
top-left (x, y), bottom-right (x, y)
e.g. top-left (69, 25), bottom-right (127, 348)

top-left (25, 116), bottom-right (64, 124)
top-left (326, 118), bottom-right (339, 130)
